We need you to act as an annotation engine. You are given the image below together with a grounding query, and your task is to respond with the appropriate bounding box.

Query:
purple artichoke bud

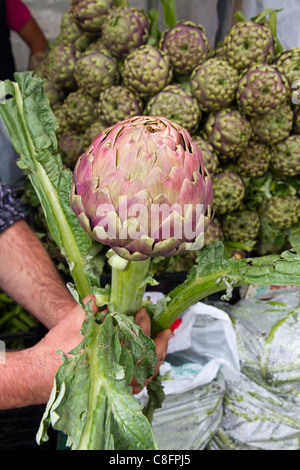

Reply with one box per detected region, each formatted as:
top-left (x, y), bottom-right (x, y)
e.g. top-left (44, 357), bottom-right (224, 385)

top-left (159, 21), bottom-right (210, 75)
top-left (211, 170), bottom-right (245, 215)
top-left (70, 0), bottom-right (113, 33)
top-left (145, 84), bottom-right (202, 134)
top-left (190, 58), bottom-right (239, 113)
top-left (101, 6), bottom-right (149, 59)
top-left (274, 47), bottom-right (300, 88)
top-left (204, 108), bottom-right (252, 159)
top-left (58, 131), bottom-right (84, 170)
top-left (74, 49), bottom-right (120, 99)
top-left (121, 45), bottom-right (172, 98)
top-left (45, 45), bottom-right (78, 91)
top-left (224, 20), bottom-right (274, 71)
top-left (64, 90), bottom-right (98, 132)
top-left (237, 64), bottom-right (289, 117)
top-left (99, 86), bottom-right (143, 126)
top-left (70, 116), bottom-right (213, 261)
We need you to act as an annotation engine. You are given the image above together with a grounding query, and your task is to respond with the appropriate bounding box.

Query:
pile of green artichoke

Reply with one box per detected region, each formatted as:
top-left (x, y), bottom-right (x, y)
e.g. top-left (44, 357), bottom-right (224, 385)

top-left (31, 0), bottom-right (300, 272)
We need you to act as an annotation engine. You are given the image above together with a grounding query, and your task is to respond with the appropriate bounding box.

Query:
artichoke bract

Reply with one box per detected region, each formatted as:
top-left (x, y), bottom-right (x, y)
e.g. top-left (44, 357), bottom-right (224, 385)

top-left (211, 170), bottom-right (245, 215)
top-left (271, 135), bottom-right (300, 177)
top-left (70, 116), bottom-right (213, 261)
top-left (224, 20), bottom-right (274, 71)
top-left (101, 6), bottom-right (149, 60)
top-left (74, 49), bottom-right (119, 99)
top-left (159, 21), bottom-right (210, 75)
top-left (145, 84), bottom-right (201, 134)
top-left (99, 86), bottom-right (143, 126)
top-left (203, 108), bottom-right (252, 159)
top-left (250, 103), bottom-right (294, 145)
top-left (121, 45), bottom-right (172, 98)
top-left (190, 58), bottom-right (239, 113)
top-left (70, 0), bottom-right (113, 33)
top-left (237, 64), bottom-right (288, 117)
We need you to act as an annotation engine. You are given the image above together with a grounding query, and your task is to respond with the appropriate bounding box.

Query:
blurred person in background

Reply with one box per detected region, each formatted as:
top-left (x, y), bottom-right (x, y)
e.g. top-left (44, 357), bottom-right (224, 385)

top-left (0, 0), bottom-right (48, 189)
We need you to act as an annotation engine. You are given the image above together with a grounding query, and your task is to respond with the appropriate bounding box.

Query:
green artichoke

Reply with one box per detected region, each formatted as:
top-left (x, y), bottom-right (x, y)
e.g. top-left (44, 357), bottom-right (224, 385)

top-left (53, 11), bottom-right (97, 51)
top-left (190, 58), bottom-right (239, 113)
top-left (159, 21), bottom-right (210, 75)
top-left (222, 209), bottom-right (260, 242)
top-left (83, 119), bottom-right (108, 149)
top-left (250, 103), bottom-right (294, 145)
top-left (203, 108), bottom-right (252, 159)
top-left (53, 105), bottom-right (71, 139)
top-left (237, 64), bottom-right (288, 117)
top-left (70, 116), bottom-right (213, 261)
top-left (121, 45), bottom-right (172, 98)
top-left (101, 6), bottom-right (149, 60)
top-left (192, 136), bottom-right (219, 175)
top-left (70, 0), bottom-right (113, 33)
top-left (74, 49), bottom-right (119, 99)
top-left (58, 131), bottom-right (84, 170)
top-left (235, 140), bottom-right (271, 178)
top-left (274, 47), bottom-right (300, 88)
top-left (270, 135), bottom-right (300, 177)
top-left (98, 86), bottom-right (143, 126)
top-left (64, 90), bottom-right (98, 132)
top-left (45, 45), bottom-right (78, 91)
top-left (224, 20), bottom-right (274, 71)
top-left (261, 194), bottom-right (300, 229)
top-left (211, 170), bottom-right (246, 215)
top-left (145, 84), bottom-right (201, 134)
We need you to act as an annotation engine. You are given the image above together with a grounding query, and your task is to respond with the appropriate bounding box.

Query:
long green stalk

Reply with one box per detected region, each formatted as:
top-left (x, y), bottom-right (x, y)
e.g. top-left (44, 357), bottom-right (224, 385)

top-left (110, 258), bottom-right (151, 316)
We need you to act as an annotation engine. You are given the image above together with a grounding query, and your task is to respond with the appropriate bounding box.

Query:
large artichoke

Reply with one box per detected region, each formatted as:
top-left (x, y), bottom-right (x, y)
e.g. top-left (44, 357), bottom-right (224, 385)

top-left (159, 21), bottom-right (210, 75)
top-left (98, 86), bottom-right (143, 126)
top-left (190, 58), bottom-right (239, 113)
top-left (250, 103), bottom-right (294, 145)
top-left (121, 45), bottom-right (172, 98)
top-left (203, 108), bottom-right (252, 160)
top-left (224, 20), bottom-right (274, 71)
top-left (70, 116), bottom-right (213, 261)
top-left (235, 141), bottom-right (271, 178)
top-left (211, 170), bottom-right (246, 215)
top-left (70, 0), bottom-right (113, 33)
top-left (74, 49), bottom-right (119, 99)
top-left (145, 84), bottom-right (201, 134)
top-left (64, 90), bottom-right (98, 132)
top-left (222, 209), bottom-right (260, 242)
top-left (261, 194), bottom-right (300, 229)
top-left (101, 6), bottom-right (149, 59)
top-left (270, 135), bottom-right (300, 177)
top-left (192, 136), bottom-right (219, 175)
top-left (237, 64), bottom-right (288, 117)
top-left (45, 45), bottom-right (78, 91)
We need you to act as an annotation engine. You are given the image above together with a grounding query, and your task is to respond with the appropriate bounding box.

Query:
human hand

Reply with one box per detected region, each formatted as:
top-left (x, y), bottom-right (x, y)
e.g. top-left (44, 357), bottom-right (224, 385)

top-left (131, 308), bottom-right (173, 394)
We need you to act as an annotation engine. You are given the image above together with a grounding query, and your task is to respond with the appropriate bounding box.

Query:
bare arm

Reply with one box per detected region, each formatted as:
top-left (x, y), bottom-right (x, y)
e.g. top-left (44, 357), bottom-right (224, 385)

top-left (0, 219), bottom-right (76, 329)
top-left (17, 16), bottom-right (48, 59)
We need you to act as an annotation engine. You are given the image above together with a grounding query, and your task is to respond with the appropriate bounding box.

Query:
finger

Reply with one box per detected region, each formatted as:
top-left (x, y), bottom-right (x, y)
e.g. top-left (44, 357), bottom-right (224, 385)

top-left (153, 329), bottom-right (173, 373)
top-left (82, 294), bottom-right (99, 316)
top-left (134, 308), bottom-right (151, 337)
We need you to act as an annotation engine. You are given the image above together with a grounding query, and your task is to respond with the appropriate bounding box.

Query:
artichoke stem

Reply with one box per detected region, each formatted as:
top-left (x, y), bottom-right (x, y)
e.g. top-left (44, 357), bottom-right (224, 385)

top-left (110, 257), bottom-right (151, 317)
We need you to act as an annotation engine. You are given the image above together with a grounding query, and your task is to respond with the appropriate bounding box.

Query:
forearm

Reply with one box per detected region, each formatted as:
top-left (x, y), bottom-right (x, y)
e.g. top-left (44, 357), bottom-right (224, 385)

top-left (18, 16), bottom-right (49, 58)
top-left (0, 219), bottom-right (76, 329)
top-left (0, 346), bottom-right (61, 409)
